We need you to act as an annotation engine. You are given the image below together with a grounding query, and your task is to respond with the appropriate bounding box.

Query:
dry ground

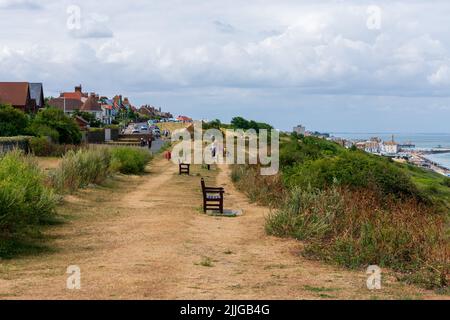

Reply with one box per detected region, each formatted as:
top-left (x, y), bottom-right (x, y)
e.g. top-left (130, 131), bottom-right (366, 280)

top-left (0, 156), bottom-right (446, 300)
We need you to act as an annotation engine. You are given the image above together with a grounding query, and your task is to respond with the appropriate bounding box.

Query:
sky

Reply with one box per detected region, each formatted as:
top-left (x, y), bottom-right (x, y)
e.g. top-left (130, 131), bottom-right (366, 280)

top-left (1, 0), bottom-right (450, 132)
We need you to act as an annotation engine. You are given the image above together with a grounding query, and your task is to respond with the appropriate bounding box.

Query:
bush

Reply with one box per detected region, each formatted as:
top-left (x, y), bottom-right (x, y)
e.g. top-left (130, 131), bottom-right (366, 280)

top-left (50, 147), bottom-right (112, 193)
top-left (0, 104), bottom-right (29, 137)
top-left (0, 151), bottom-right (57, 251)
top-left (283, 151), bottom-right (423, 201)
top-left (110, 147), bottom-right (151, 174)
top-left (26, 123), bottom-right (59, 142)
top-left (29, 137), bottom-right (78, 157)
top-left (29, 107), bottom-right (81, 144)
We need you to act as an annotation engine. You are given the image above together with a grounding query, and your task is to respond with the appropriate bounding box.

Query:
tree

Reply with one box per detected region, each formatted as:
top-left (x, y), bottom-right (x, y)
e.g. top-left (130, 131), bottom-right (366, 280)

top-left (203, 119), bottom-right (222, 130)
top-left (231, 117), bottom-right (250, 130)
top-left (29, 107), bottom-right (82, 144)
top-left (0, 104), bottom-right (29, 136)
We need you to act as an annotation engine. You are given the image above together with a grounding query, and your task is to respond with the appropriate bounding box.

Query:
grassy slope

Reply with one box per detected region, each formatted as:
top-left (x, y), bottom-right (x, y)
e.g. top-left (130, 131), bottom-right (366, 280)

top-left (399, 163), bottom-right (450, 211)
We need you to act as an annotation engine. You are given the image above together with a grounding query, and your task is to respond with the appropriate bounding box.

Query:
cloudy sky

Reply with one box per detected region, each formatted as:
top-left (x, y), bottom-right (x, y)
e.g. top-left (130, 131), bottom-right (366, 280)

top-left (1, 0), bottom-right (450, 132)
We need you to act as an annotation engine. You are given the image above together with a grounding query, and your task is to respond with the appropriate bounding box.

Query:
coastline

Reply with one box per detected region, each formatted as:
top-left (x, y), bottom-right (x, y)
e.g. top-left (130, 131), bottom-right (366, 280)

top-left (414, 153), bottom-right (450, 176)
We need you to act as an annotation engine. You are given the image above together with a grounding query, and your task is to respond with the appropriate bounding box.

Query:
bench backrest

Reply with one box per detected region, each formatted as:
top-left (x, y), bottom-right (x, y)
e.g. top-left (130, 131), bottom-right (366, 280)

top-left (201, 178), bottom-right (206, 194)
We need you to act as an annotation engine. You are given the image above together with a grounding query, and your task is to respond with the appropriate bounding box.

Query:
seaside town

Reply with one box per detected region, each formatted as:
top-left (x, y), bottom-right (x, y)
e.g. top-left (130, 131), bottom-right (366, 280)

top-left (0, 82), bottom-right (194, 146)
top-left (0, 80), bottom-right (449, 178)
top-left (294, 124), bottom-right (450, 178)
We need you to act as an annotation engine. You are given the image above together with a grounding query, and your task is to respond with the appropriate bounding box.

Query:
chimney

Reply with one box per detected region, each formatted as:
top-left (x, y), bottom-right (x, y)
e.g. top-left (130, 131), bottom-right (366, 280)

top-left (75, 85), bottom-right (82, 93)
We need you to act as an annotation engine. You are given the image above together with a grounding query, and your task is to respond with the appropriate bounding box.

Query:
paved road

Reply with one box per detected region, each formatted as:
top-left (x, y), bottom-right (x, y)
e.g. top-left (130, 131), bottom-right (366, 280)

top-left (124, 122), bottom-right (150, 134)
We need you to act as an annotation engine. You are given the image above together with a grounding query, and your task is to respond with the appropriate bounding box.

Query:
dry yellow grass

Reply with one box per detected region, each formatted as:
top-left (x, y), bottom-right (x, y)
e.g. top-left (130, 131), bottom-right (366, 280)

top-left (157, 122), bottom-right (190, 133)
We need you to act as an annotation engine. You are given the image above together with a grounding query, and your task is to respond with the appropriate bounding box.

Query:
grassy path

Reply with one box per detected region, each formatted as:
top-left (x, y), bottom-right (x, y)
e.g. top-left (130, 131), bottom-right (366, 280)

top-left (0, 156), bottom-right (445, 299)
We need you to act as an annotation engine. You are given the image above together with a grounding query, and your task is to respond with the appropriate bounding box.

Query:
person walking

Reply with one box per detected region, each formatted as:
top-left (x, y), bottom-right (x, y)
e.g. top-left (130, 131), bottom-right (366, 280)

top-left (148, 138), bottom-right (152, 150)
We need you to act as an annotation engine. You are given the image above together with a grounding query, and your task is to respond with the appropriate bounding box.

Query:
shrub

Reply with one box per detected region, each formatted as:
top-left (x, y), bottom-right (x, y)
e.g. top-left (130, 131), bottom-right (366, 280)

top-left (26, 123), bottom-right (59, 142)
top-left (283, 151), bottom-right (424, 201)
top-left (0, 104), bottom-right (29, 137)
top-left (0, 151), bottom-right (57, 247)
top-left (50, 147), bottom-right (112, 193)
top-left (29, 107), bottom-right (81, 144)
top-left (29, 137), bottom-right (78, 157)
top-left (110, 147), bottom-right (151, 174)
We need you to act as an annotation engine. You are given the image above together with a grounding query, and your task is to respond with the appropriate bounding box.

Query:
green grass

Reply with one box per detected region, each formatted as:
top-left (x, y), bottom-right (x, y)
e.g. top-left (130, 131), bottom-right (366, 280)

top-left (110, 147), bottom-right (151, 174)
top-left (0, 151), bottom-right (58, 258)
top-left (233, 134), bottom-right (449, 290)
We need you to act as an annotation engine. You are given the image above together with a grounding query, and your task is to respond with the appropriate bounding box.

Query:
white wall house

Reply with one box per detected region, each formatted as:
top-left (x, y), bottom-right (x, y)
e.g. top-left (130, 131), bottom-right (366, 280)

top-left (382, 141), bottom-right (399, 154)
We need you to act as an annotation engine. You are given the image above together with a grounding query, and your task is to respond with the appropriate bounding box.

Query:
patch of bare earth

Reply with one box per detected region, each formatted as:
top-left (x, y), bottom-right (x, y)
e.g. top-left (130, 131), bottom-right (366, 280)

top-left (0, 157), bottom-right (445, 300)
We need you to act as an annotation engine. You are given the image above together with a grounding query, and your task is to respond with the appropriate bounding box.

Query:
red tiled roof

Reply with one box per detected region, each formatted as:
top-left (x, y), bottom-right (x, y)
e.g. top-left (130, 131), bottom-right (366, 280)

top-left (81, 96), bottom-right (102, 112)
top-left (0, 82), bottom-right (29, 106)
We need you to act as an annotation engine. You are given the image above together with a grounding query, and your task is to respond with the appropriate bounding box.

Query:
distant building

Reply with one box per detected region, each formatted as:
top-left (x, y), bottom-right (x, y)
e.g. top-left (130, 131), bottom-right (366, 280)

top-left (382, 141), bottom-right (399, 154)
top-left (177, 115), bottom-right (193, 123)
top-left (293, 124), bottom-right (306, 135)
top-left (81, 94), bottom-right (103, 121)
top-left (365, 141), bottom-right (380, 154)
top-left (382, 135), bottom-right (399, 154)
top-left (61, 85), bottom-right (88, 102)
top-left (47, 97), bottom-right (83, 115)
top-left (0, 82), bottom-right (37, 113)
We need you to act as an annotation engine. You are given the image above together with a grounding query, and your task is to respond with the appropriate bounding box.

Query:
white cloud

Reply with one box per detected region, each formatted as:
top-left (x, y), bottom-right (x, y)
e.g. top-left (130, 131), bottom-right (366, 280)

top-left (2, 0), bottom-right (450, 131)
top-left (0, 0), bottom-right (41, 10)
top-left (428, 65), bottom-right (450, 87)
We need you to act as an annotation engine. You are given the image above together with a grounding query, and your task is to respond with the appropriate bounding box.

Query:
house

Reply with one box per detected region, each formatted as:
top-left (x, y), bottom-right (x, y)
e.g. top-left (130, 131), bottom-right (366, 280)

top-left (365, 141), bottom-right (380, 154)
top-left (139, 105), bottom-right (173, 119)
top-left (81, 94), bottom-right (103, 121)
top-left (0, 82), bottom-right (37, 113)
top-left (382, 141), bottom-right (399, 154)
top-left (61, 85), bottom-right (88, 102)
top-left (381, 135), bottom-right (399, 154)
top-left (177, 115), bottom-right (193, 123)
top-left (293, 124), bottom-right (306, 135)
top-left (29, 83), bottom-right (45, 109)
top-left (47, 97), bottom-right (83, 115)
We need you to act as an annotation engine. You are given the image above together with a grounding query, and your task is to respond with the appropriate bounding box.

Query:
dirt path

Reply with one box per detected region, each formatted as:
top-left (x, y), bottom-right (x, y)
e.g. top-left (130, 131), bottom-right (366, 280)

top-left (0, 157), bottom-right (444, 300)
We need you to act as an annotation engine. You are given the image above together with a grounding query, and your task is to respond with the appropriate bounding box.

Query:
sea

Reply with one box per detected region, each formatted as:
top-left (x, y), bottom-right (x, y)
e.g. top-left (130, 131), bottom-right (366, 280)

top-left (330, 133), bottom-right (450, 170)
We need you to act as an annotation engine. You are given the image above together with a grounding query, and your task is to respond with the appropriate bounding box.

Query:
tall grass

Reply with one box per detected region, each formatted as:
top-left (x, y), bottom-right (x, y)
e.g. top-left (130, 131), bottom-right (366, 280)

top-left (231, 164), bottom-right (285, 208)
top-left (50, 147), bottom-right (112, 193)
top-left (266, 186), bottom-right (448, 289)
top-left (50, 146), bottom-right (151, 193)
top-left (0, 150), bottom-right (57, 256)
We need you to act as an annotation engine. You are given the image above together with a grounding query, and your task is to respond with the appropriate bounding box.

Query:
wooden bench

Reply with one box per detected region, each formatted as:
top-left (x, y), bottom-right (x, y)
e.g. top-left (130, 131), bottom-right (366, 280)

top-left (179, 163), bottom-right (190, 175)
top-left (201, 178), bottom-right (224, 214)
